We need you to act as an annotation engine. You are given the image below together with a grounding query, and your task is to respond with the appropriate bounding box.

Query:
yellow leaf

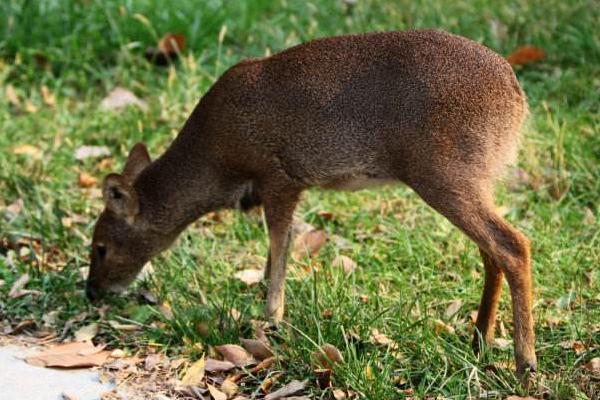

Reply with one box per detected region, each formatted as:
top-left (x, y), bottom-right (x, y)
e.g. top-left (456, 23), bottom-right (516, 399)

top-left (5, 85), bottom-right (20, 106)
top-left (13, 144), bottom-right (42, 158)
top-left (181, 356), bottom-right (205, 386)
top-left (41, 85), bottom-right (56, 107)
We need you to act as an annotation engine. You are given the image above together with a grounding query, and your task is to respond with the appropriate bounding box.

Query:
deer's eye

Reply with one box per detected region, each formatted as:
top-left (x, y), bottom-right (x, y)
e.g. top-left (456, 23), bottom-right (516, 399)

top-left (97, 244), bottom-right (107, 259)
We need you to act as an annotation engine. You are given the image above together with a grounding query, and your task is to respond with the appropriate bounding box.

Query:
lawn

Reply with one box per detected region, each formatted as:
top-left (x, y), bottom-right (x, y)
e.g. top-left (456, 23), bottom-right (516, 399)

top-left (1, 0), bottom-right (599, 398)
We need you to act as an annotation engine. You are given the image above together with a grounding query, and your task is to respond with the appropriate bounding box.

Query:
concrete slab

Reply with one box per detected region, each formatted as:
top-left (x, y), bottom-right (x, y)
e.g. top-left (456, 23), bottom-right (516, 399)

top-left (0, 345), bottom-right (114, 400)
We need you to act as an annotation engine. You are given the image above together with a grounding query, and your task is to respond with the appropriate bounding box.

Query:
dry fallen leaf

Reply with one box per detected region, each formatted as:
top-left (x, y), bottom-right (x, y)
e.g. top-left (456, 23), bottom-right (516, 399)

top-left (234, 269), bottom-right (264, 286)
top-left (560, 340), bottom-right (586, 354)
top-left (41, 85), bottom-right (56, 107)
top-left (25, 100), bottom-right (38, 113)
top-left (5, 198), bottom-right (24, 218)
top-left (492, 338), bottom-right (512, 350)
top-left (74, 145), bottom-right (111, 160)
top-left (144, 353), bottom-right (162, 371)
top-left (250, 356), bottom-right (276, 373)
top-left (205, 358), bottom-right (236, 373)
top-left (9, 273), bottom-right (30, 298)
top-left (433, 319), bottom-right (455, 335)
top-left (293, 229), bottom-right (328, 259)
top-left (207, 384), bottom-right (227, 400)
top-left (333, 389), bottom-right (347, 400)
top-left (158, 33), bottom-right (186, 54)
top-left (181, 356), bottom-right (205, 386)
top-left (506, 45), bottom-right (545, 66)
top-left (264, 380), bottom-right (309, 400)
top-left (505, 396), bottom-right (541, 400)
top-left (370, 329), bottom-right (397, 348)
top-left (332, 255), bottom-right (357, 275)
top-left (216, 344), bottom-right (255, 367)
top-left (100, 87), bottom-right (148, 112)
top-left (240, 338), bottom-right (273, 360)
top-left (145, 33), bottom-right (187, 66)
top-left (26, 341), bottom-right (110, 368)
top-left (78, 172), bottom-right (97, 188)
top-left (444, 299), bottom-right (462, 319)
top-left (221, 379), bottom-right (238, 397)
top-left (74, 322), bottom-right (99, 342)
top-left (583, 357), bottom-right (600, 374)
top-left (13, 144), bottom-right (42, 158)
top-left (315, 343), bottom-right (344, 369)
top-left (6, 85), bottom-right (21, 107)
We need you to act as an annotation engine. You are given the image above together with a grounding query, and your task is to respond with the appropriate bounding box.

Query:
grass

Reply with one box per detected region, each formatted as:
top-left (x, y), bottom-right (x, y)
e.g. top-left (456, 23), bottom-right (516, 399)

top-left (1, 0), bottom-right (599, 398)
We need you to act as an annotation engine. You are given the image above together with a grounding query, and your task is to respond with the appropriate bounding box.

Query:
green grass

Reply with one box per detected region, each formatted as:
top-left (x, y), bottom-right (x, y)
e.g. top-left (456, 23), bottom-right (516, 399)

top-left (1, 0), bottom-right (599, 398)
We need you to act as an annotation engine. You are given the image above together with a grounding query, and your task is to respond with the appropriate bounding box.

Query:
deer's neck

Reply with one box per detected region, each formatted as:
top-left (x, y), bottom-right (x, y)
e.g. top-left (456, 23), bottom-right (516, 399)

top-left (133, 128), bottom-right (242, 237)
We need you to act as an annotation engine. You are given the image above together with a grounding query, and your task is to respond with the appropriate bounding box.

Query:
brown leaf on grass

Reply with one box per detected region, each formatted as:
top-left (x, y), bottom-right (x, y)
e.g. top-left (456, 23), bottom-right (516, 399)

top-left (74, 322), bottom-right (99, 342)
top-left (240, 338), bottom-right (273, 360)
top-left (234, 269), bottom-right (264, 286)
top-left (40, 85), bottom-right (56, 107)
top-left (78, 172), bottom-right (97, 188)
top-left (181, 356), bottom-right (205, 386)
top-left (332, 255), bottom-right (357, 275)
top-left (506, 45), bottom-right (545, 66)
top-left (26, 341), bottom-right (110, 368)
top-left (6, 85), bottom-right (21, 107)
top-left (100, 87), bottom-right (147, 112)
top-left (158, 33), bottom-right (186, 54)
top-left (315, 343), bottom-right (344, 369)
top-left (506, 396), bottom-right (541, 400)
top-left (9, 273), bottom-right (30, 298)
top-left (264, 380), bottom-right (309, 400)
top-left (293, 229), bottom-right (328, 259)
top-left (216, 344), bottom-right (255, 367)
top-left (207, 384), bottom-right (227, 400)
top-left (560, 340), bottom-right (586, 354)
top-left (145, 33), bottom-right (186, 66)
top-left (583, 357), bottom-right (600, 373)
top-left (250, 356), bottom-right (276, 373)
top-left (204, 358), bottom-right (236, 373)
top-left (13, 144), bottom-right (42, 158)
top-left (444, 299), bottom-right (462, 319)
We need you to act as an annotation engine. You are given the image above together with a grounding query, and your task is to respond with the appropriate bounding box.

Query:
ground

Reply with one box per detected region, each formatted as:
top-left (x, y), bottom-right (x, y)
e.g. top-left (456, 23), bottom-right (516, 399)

top-left (0, 0), bottom-right (599, 399)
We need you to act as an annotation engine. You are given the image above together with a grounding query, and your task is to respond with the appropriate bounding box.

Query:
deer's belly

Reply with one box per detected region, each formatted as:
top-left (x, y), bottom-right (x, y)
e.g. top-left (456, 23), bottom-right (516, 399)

top-left (320, 175), bottom-right (398, 191)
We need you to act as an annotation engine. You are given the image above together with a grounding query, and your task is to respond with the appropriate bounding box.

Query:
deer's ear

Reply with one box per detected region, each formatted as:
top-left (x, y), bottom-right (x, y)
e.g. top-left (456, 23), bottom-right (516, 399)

top-left (122, 143), bottom-right (151, 182)
top-left (102, 173), bottom-right (139, 223)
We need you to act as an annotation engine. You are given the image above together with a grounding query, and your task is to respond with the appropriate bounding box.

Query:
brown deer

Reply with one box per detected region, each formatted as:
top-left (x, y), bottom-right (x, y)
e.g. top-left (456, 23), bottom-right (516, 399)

top-left (86, 29), bottom-right (536, 379)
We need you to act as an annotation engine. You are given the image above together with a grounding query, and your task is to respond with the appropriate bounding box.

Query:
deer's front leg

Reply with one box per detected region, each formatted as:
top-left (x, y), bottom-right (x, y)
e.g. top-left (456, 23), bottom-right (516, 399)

top-left (262, 189), bottom-right (300, 322)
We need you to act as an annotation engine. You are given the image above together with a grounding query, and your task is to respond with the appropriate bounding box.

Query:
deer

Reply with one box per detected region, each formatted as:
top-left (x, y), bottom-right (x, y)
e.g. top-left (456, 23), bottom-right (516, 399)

top-left (86, 29), bottom-right (536, 380)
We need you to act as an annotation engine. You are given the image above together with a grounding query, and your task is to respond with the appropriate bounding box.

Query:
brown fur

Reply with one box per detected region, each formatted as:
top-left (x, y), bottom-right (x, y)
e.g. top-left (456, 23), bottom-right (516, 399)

top-left (87, 30), bottom-right (536, 379)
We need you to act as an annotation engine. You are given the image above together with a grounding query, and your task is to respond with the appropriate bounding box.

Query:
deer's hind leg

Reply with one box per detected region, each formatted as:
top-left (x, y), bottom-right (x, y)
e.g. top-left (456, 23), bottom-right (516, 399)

top-left (472, 248), bottom-right (504, 353)
top-left (408, 178), bottom-right (536, 380)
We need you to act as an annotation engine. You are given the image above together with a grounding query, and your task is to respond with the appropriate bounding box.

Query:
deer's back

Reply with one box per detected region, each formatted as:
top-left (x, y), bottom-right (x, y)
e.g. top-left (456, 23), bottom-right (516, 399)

top-left (199, 30), bottom-right (526, 187)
